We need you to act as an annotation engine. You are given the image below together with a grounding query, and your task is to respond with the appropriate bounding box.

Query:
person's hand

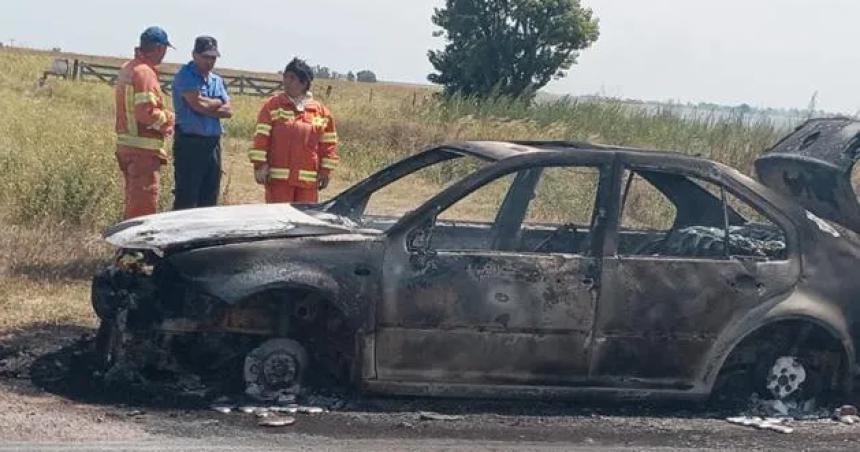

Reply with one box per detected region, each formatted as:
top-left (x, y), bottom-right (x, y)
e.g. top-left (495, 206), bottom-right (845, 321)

top-left (318, 173), bottom-right (330, 190)
top-left (254, 164), bottom-right (270, 185)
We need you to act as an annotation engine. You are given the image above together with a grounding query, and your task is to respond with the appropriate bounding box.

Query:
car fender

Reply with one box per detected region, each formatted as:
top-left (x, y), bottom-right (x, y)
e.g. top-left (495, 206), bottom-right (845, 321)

top-left (177, 259), bottom-right (343, 311)
top-left (700, 290), bottom-right (855, 392)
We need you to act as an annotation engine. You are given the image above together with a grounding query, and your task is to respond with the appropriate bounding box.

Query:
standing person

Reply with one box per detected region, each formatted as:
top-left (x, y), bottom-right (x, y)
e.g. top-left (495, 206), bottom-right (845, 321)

top-left (115, 26), bottom-right (175, 219)
top-left (248, 58), bottom-right (339, 203)
top-left (171, 36), bottom-right (232, 210)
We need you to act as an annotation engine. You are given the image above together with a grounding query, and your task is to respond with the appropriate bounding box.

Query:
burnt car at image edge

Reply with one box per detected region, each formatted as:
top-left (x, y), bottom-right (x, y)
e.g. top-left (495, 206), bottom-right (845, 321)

top-left (92, 118), bottom-right (860, 403)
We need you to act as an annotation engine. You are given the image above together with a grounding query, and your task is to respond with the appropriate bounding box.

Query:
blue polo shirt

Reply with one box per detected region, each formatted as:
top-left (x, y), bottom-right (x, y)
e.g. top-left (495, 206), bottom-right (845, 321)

top-left (172, 61), bottom-right (230, 137)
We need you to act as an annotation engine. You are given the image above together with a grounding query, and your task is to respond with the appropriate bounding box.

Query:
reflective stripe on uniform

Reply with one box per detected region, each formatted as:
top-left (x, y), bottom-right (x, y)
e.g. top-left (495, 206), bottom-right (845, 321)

top-left (124, 86), bottom-right (138, 136)
top-left (117, 134), bottom-right (165, 151)
top-left (320, 157), bottom-right (339, 170)
top-left (255, 123), bottom-right (272, 136)
top-left (150, 111), bottom-right (167, 130)
top-left (320, 132), bottom-right (338, 144)
top-left (268, 167), bottom-right (291, 180)
top-left (134, 91), bottom-right (158, 105)
top-left (312, 116), bottom-right (328, 127)
top-left (269, 108), bottom-right (295, 121)
top-left (297, 169), bottom-right (318, 182)
top-left (248, 149), bottom-right (268, 162)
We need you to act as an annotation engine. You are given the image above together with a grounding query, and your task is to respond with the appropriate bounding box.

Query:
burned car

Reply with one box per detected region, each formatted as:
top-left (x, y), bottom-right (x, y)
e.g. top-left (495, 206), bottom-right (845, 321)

top-left (93, 118), bottom-right (860, 403)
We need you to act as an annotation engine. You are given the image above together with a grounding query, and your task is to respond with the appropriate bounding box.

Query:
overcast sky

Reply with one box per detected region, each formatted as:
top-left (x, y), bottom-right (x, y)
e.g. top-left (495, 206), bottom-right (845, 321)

top-left (2, 0), bottom-right (857, 112)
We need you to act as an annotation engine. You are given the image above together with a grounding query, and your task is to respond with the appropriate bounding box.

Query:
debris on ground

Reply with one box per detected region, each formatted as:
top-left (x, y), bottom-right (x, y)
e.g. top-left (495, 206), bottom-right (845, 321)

top-left (726, 392), bottom-right (860, 434)
top-left (834, 405), bottom-right (858, 416)
top-left (269, 404), bottom-right (299, 414)
top-left (258, 415), bottom-right (296, 427)
top-left (298, 406), bottom-right (325, 414)
top-left (726, 416), bottom-right (794, 434)
top-left (210, 405), bottom-right (232, 414)
top-left (747, 394), bottom-right (828, 420)
top-left (833, 405), bottom-right (860, 425)
top-left (419, 411), bottom-right (464, 421)
top-left (200, 392), bottom-right (333, 428)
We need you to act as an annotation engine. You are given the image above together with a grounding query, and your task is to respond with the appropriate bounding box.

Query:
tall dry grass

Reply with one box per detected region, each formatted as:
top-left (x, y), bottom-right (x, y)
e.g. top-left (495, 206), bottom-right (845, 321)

top-left (1, 48), bottom-right (790, 232)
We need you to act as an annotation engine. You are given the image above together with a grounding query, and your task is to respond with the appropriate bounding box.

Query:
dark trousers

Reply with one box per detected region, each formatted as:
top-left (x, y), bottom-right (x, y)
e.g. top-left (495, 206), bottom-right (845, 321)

top-left (172, 131), bottom-right (221, 210)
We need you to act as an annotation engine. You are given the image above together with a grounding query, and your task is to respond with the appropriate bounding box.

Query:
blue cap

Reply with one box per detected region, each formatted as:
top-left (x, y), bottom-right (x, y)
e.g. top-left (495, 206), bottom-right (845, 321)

top-left (140, 26), bottom-right (173, 48)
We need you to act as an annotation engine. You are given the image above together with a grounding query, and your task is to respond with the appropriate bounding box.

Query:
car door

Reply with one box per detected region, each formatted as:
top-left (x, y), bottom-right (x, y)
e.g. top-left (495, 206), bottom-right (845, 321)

top-left (590, 163), bottom-right (799, 389)
top-left (376, 159), bottom-right (611, 386)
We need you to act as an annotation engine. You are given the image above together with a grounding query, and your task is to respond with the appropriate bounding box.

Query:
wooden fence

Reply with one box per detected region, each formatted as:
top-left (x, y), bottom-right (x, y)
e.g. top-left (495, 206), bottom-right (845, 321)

top-left (45, 58), bottom-right (283, 96)
top-left (39, 58), bottom-right (420, 106)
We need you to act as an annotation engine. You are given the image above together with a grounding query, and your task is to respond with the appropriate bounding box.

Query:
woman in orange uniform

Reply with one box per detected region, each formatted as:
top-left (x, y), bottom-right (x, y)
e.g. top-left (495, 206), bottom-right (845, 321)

top-left (248, 58), bottom-right (339, 203)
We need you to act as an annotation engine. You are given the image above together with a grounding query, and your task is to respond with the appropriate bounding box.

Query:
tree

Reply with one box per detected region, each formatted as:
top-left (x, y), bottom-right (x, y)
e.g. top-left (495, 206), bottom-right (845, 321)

top-left (428, 0), bottom-right (599, 98)
top-left (356, 70), bottom-right (377, 83)
top-left (313, 65), bottom-right (332, 79)
top-left (347, 71), bottom-right (356, 82)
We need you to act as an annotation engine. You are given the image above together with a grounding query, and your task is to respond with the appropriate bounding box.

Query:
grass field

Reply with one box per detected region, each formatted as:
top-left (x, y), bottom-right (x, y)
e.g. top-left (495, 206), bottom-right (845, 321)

top-left (0, 47), bottom-right (792, 332)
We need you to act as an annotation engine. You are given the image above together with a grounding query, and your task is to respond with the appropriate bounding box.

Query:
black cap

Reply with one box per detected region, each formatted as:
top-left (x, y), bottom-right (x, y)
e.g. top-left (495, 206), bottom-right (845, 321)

top-left (193, 36), bottom-right (220, 57)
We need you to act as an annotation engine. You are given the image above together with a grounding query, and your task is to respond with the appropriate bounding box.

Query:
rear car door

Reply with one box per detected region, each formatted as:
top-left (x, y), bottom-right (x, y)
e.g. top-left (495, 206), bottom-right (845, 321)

top-left (591, 162), bottom-right (799, 390)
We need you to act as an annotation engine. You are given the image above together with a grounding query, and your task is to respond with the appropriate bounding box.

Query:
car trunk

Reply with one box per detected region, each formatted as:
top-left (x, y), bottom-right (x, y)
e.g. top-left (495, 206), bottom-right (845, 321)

top-left (755, 118), bottom-right (860, 233)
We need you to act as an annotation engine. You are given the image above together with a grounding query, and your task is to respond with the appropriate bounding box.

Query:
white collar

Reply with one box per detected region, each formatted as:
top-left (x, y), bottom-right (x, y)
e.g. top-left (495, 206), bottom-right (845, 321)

top-left (288, 93), bottom-right (311, 111)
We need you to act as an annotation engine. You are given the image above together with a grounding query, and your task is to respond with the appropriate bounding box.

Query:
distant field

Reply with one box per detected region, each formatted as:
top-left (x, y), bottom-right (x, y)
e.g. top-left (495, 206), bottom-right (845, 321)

top-left (0, 46), bottom-right (790, 331)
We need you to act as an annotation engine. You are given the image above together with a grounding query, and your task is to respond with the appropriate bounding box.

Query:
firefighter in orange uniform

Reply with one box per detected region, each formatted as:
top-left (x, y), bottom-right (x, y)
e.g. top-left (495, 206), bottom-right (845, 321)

top-left (115, 26), bottom-right (175, 219)
top-left (249, 58), bottom-right (339, 203)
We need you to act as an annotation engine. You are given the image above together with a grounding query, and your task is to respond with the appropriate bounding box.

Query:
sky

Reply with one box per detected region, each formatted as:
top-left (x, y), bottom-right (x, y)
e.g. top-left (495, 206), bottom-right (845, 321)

top-left (1, 0), bottom-right (858, 113)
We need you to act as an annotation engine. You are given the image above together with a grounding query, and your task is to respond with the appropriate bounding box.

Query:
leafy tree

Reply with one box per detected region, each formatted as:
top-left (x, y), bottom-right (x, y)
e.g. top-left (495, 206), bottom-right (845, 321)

top-left (356, 70), bottom-right (377, 83)
top-left (428, 0), bottom-right (599, 98)
top-left (347, 71), bottom-right (356, 82)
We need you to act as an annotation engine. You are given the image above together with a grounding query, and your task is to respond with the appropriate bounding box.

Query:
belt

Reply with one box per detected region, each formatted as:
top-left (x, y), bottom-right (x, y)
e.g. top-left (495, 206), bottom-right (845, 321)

top-left (176, 126), bottom-right (221, 139)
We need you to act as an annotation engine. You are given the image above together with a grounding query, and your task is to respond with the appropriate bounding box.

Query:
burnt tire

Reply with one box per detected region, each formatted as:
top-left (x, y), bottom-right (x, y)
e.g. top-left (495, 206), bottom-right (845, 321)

top-left (243, 338), bottom-right (308, 400)
top-left (713, 345), bottom-right (845, 410)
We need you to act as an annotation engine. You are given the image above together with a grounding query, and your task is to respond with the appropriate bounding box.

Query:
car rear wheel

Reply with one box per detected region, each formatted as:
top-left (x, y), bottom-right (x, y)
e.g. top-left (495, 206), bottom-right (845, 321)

top-left (712, 321), bottom-right (848, 408)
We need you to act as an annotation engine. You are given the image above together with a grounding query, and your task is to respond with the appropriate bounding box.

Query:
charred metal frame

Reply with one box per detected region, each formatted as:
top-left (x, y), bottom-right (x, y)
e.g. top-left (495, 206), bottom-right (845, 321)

top-left (94, 128), bottom-right (860, 401)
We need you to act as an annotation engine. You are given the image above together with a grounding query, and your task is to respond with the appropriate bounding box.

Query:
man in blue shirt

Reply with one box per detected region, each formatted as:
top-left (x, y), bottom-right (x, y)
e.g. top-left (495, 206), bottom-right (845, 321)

top-left (171, 36), bottom-right (233, 210)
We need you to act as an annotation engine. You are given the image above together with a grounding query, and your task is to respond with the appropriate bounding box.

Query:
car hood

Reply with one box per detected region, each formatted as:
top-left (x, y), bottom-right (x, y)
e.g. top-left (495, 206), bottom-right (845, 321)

top-left (103, 204), bottom-right (352, 252)
top-left (755, 118), bottom-right (860, 233)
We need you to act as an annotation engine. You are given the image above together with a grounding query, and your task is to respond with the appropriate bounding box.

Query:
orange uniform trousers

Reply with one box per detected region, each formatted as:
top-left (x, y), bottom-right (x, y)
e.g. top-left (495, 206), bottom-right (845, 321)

top-left (265, 182), bottom-right (318, 204)
top-left (116, 147), bottom-right (163, 219)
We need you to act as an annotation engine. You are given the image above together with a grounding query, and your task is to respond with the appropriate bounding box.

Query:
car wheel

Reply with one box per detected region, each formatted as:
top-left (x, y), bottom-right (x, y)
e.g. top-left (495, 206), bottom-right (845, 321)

top-left (243, 338), bottom-right (308, 400)
top-left (754, 350), bottom-right (830, 402)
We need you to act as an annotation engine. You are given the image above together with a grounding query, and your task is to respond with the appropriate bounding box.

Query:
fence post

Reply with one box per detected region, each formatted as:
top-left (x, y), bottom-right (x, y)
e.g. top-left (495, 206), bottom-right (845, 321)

top-left (325, 85), bottom-right (332, 99)
top-left (239, 76), bottom-right (245, 95)
top-left (412, 91), bottom-right (417, 108)
top-left (72, 59), bottom-right (79, 80)
top-left (369, 88), bottom-right (373, 104)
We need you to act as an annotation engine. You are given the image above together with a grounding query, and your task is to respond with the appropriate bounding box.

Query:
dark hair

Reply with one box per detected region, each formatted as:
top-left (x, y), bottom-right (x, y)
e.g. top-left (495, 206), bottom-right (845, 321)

top-left (138, 41), bottom-right (162, 53)
top-left (284, 58), bottom-right (313, 89)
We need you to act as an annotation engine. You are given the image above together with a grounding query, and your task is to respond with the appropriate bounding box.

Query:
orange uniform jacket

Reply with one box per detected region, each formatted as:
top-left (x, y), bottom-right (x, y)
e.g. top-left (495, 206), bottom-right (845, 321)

top-left (248, 94), bottom-right (339, 189)
top-left (115, 57), bottom-right (175, 160)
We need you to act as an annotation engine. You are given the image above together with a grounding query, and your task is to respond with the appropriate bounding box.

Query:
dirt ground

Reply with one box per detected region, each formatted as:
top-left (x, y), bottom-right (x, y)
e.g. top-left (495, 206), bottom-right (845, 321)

top-left (1, 326), bottom-right (860, 451)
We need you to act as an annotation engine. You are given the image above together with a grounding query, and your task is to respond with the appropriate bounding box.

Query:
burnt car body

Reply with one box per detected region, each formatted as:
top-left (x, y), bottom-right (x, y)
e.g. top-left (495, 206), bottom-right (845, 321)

top-left (92, 118), bottom-right (860, 402)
